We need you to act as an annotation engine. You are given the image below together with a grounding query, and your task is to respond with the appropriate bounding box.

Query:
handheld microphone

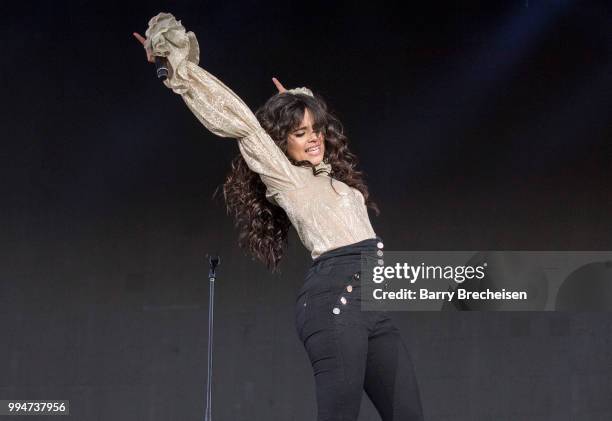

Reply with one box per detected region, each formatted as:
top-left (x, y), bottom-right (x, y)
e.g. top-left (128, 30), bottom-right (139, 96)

top-left (155, 56), bottom-right (169, 80)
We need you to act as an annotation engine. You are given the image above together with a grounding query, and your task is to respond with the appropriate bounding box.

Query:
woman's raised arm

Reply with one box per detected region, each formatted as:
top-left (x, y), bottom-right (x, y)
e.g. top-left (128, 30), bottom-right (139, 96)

top-left (134, 12), bottom-right (305, 193)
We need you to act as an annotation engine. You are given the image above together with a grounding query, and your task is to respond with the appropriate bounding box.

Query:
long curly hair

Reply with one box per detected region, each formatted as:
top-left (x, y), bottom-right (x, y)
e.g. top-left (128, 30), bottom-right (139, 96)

top-left (216, 91), bottom-right (379, 272)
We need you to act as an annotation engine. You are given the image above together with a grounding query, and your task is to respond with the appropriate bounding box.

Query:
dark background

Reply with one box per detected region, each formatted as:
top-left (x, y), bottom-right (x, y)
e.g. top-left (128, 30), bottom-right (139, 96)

top-left (1, 0), bottom-right (611, 419)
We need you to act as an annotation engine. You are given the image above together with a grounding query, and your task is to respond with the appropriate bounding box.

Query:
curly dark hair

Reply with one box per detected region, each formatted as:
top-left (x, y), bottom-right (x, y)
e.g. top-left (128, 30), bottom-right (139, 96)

top-left (216, 91), bottom-right (379, 272)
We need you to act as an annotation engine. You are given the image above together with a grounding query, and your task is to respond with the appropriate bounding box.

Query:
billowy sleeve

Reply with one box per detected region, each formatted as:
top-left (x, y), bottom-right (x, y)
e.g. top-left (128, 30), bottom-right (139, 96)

top-left (144, 12), bottom-right (304, 193)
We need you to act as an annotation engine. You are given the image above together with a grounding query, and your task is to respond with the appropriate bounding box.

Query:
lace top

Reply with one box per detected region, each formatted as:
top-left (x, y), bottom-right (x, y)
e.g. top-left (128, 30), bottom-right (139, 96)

top-left (145, 12), bottom-right (377, 259)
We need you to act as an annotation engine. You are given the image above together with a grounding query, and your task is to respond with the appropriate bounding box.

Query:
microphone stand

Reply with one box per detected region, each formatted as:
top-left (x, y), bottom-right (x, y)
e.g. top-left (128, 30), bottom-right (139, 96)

top-left (205, 254), bottom-right (220, 421)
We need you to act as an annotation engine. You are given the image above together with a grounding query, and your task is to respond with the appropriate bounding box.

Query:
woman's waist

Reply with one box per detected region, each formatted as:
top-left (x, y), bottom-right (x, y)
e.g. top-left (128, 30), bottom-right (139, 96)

top-left (298, 236), bottom-right (384, 297)
top-left (308, 229), bottom-right (377, 260)
top-left (313, 236), bottom-right (383, 264)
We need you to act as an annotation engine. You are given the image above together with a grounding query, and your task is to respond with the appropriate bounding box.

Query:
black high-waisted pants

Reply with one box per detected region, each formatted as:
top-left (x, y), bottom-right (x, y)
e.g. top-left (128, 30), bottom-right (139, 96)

top-left (294, 236), bottom-right (424, 421)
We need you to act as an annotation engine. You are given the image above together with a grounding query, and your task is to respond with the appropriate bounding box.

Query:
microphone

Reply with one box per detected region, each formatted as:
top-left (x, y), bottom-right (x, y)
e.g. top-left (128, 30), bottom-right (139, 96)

top-left (155, 56), bottom-right (169, 80)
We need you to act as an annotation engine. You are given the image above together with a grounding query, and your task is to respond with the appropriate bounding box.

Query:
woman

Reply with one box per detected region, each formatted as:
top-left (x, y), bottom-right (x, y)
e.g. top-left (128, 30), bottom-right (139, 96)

top-left (134, 12), bottom-right (424, 421)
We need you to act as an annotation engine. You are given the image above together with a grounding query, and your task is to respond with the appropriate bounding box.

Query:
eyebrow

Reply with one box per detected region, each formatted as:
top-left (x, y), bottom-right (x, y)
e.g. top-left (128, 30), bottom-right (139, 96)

top-left (292, 124), bottom-right (322, 133)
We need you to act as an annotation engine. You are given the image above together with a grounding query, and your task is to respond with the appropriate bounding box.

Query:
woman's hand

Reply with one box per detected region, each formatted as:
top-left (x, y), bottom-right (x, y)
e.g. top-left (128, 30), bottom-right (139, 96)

top-left (133, 32), bottom-right (155, 63)
top-left (272, 77), bottom-right (287, 93)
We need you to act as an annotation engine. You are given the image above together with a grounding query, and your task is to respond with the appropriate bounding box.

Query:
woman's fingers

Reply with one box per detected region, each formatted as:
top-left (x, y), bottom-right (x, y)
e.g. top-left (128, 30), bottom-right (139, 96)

top-left (133, 32), bottom-right (146, 45)
top-left (272, 77), bottom-right (287, 93)
top-left (133, 32), bottom-right (155, 63)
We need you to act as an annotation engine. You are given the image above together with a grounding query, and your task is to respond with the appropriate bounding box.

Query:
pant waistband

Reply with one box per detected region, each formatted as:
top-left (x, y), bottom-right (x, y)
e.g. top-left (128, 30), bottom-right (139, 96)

top-left (299, 236), bottom-right (383, 297)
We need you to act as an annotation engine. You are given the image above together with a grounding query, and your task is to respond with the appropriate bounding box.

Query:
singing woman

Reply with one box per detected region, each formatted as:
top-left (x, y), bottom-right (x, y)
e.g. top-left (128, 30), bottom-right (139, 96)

top-left (134, 12), bottom-right (424, 421)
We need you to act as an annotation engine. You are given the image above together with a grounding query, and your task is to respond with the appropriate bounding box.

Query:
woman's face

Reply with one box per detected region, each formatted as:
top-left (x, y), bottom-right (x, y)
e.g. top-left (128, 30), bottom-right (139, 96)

top-left (286, 108), bottom-right (325, 165)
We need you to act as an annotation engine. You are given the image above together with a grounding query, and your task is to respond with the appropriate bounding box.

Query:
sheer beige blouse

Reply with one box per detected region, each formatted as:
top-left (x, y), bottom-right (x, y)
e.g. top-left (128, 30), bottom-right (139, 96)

top-left (145, 12), bottom-right (376, 259)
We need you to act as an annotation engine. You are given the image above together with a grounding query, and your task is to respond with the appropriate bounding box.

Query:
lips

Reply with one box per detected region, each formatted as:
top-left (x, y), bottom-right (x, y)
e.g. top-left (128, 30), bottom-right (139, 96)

top-left (305, 143), bottom-right (322, 155)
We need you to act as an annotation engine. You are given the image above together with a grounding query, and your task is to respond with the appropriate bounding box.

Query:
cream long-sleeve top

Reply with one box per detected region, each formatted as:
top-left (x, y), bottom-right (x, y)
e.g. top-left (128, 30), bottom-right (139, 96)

top-left (145, 12), bottom-right (377, 259)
